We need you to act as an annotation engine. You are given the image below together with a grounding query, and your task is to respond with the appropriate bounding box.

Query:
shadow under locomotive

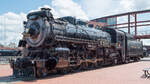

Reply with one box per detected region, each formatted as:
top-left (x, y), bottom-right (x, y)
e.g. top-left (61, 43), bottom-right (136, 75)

top-left (9, 8), bottom-right (144, 78)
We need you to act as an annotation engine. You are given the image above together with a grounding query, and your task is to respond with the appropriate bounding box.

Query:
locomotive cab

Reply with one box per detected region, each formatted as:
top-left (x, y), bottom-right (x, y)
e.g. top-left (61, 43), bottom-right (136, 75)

top-left (102, 28), bottom-right (126, 48)
top-left (102, 28), bottom-right (127, 63)
top-left (102, 28), bottom-right (143, 63)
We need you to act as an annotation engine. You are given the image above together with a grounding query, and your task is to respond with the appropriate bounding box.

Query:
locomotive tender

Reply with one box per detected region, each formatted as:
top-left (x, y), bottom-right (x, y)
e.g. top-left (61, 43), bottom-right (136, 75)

top-left (10, 8), bottom-right (143, 78)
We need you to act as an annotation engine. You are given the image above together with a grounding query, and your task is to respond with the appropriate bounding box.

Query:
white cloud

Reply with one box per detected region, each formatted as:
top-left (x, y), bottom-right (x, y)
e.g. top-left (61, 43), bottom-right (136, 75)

top-left (80, 0), bottom-right (121, 19)
top-left (0, 12), bottom-right (26, 46)
top-left (120, 0), bottom-right (135, 11)
top-left (29, 0), bottom-right (89, 20)
top-left (81, 0), bottom-right (150, 19)
top-left (51, 0), bottom-right (88, 20)
top-left (120, 0), bottom-right (150, 11)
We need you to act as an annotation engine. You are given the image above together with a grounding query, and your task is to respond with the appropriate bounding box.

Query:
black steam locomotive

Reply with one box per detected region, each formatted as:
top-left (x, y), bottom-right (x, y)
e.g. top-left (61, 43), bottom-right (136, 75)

top-left (10, 8), bottom-right (143, 78)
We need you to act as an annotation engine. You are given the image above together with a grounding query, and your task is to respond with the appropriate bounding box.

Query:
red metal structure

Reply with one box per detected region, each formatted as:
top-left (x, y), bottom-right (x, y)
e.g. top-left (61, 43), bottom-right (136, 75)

top-left (91, 9), bottom-right (150, 39)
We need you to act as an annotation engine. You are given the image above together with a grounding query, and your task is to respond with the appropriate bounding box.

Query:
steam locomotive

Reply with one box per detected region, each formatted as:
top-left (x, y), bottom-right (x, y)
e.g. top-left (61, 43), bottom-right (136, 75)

top-left (10, 8), bottom-right (143, 78)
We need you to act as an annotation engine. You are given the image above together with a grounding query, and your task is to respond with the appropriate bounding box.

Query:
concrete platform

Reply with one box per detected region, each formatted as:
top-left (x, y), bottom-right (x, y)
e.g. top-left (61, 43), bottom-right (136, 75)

top-left (0, 61), bottom-right (150, 84)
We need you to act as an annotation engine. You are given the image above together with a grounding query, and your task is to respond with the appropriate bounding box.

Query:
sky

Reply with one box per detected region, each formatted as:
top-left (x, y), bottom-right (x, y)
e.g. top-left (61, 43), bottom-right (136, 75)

top-left (0, 0), bottom-right (150, 46)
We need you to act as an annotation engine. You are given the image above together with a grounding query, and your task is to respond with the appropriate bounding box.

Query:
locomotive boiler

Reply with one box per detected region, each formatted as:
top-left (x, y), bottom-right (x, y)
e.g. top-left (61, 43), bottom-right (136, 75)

top-left (10, 8), bottom-right (143, 78)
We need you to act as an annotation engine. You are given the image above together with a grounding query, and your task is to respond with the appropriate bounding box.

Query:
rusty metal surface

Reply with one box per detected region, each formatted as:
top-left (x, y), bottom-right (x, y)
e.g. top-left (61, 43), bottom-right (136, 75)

top-left (1, 60), bottom-right (150, 84)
